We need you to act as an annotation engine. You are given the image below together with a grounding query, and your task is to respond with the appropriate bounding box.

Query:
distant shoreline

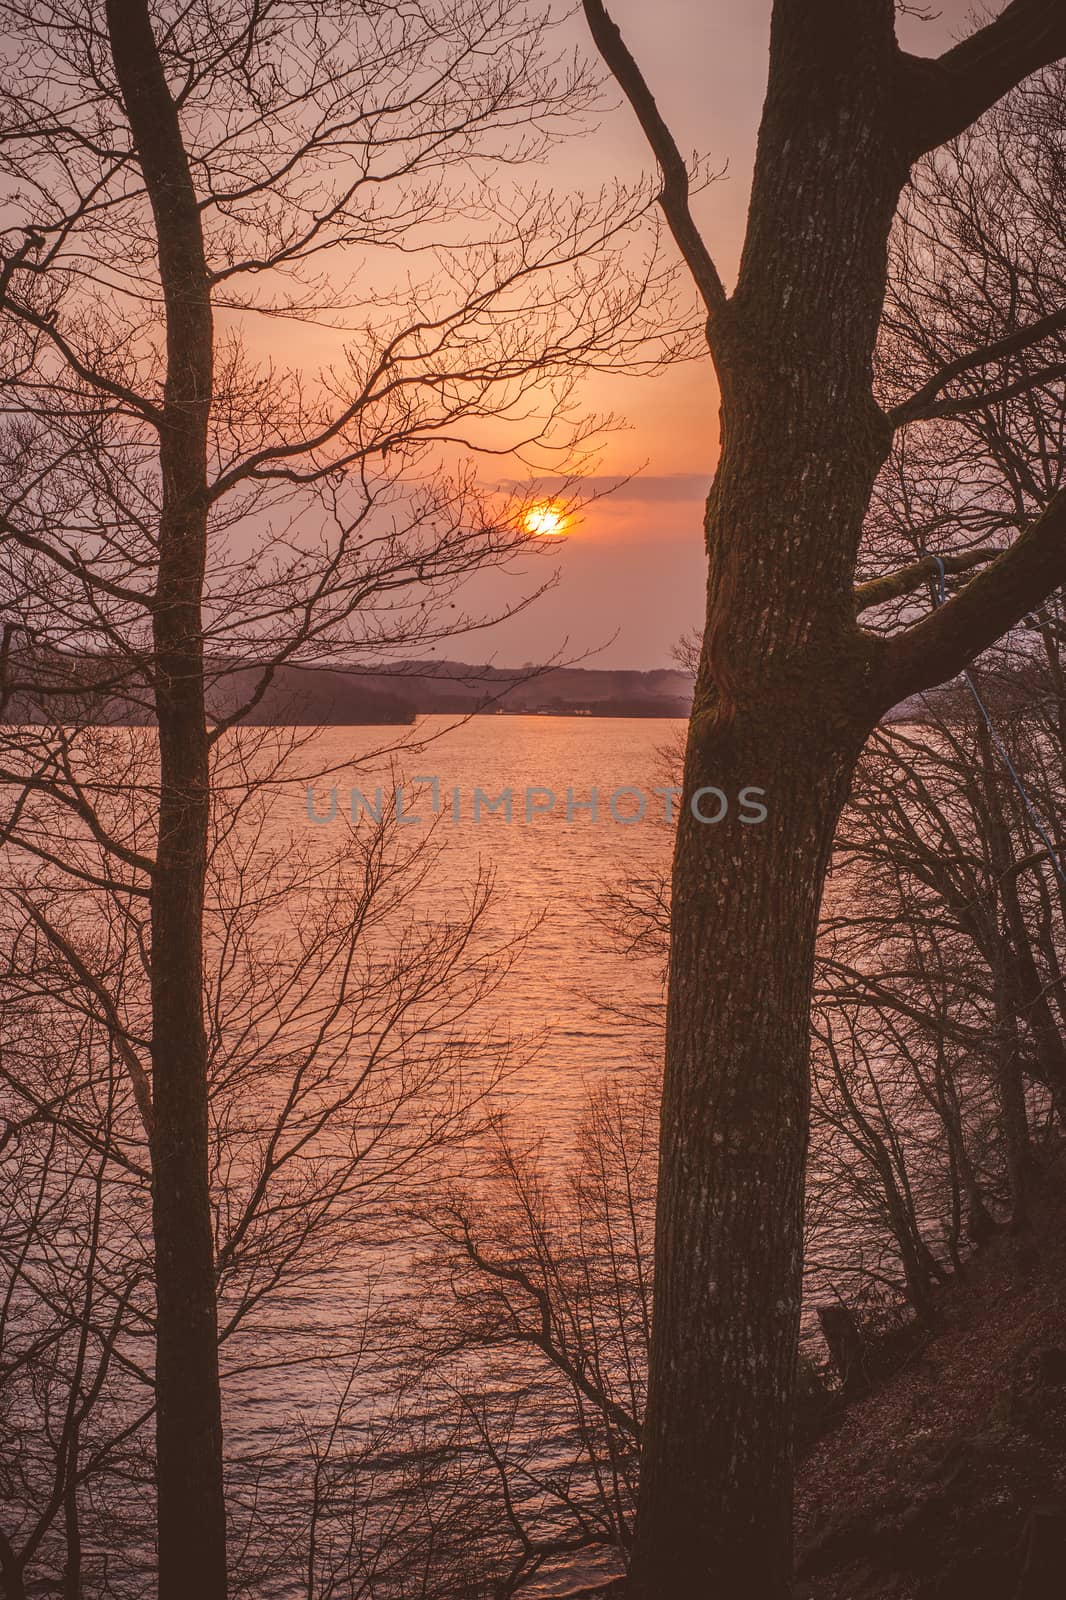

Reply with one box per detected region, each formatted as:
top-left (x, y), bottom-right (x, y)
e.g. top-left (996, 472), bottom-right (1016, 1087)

top-left (1, 652), bottom-right (694, 727)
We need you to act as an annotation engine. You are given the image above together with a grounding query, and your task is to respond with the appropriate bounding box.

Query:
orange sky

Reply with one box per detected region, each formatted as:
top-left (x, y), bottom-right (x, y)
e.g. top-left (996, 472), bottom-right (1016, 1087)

top-left (457, 0), bottom-right (984, 671)
top-left (224, 1), bottom-right (984, 672)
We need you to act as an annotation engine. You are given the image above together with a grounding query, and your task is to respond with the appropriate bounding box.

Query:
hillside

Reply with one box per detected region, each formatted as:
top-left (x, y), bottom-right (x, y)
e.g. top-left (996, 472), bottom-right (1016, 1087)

top-left (795, 1150), bottom-right (1066, 1600)
top-left (367, 659), bottom-right (693, 716)
top-left (0, 651), bottom-right (694, 725)
top-left (3, 646), bottom-right (1010, 729)
top-left (552, 1149), bottom-right (1066, 1600)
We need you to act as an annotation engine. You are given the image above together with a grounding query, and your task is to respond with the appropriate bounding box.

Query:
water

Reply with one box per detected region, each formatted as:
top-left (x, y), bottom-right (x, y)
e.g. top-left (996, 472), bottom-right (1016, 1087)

top-left (274, 714), bottom-right (680, 1138)
top-left (3, 714), bottom-right (917, 1595)
top-left (222, 715), bottom-right (679, 1582)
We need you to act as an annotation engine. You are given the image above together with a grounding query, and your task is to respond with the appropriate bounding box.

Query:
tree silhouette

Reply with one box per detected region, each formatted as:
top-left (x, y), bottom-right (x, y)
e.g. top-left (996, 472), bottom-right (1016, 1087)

top-left (581, 2), bottom-right (1066, 1592)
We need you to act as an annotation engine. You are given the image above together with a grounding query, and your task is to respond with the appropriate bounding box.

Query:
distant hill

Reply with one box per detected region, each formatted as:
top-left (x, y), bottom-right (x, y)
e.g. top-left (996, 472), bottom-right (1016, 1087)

top-left (0, 650), bottom-right (694, 726)
top-left (362, 660), bottom-right (693, 718)
top-left (207, 664), bottom-right (418, 726)
top-left (7, 644), bottom-right (1044, 728)
top-left (0, 652), bottom-right (417, 727)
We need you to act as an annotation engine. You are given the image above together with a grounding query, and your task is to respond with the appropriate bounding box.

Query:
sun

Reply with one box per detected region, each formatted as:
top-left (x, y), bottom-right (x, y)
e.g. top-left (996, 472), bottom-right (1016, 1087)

top-left (522, 501), bottom-right (567, 538)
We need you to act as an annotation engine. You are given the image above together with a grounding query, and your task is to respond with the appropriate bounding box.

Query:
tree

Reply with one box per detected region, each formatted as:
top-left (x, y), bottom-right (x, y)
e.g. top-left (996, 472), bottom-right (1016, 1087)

top-left (579, 2), bottom-right (1066, 1592)
top-left (0, 768), bottom-right (541, 1599)
top-left (0, 3), bottom-right (676, 1594)
top-left (0, 1017), bottom-right (153, 1600)
top-left (397, 1077), bottom-right (656, 1595)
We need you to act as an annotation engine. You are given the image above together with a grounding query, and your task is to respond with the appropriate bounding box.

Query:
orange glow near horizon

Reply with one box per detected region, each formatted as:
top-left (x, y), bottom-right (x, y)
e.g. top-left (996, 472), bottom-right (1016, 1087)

top-left (523, 502), bottom-right (567, 539)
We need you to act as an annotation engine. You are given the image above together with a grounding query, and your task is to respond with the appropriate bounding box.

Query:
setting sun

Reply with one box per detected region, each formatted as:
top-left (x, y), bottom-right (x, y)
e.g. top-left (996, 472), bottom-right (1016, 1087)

top-left (522, 501), bottom-right (566, 538)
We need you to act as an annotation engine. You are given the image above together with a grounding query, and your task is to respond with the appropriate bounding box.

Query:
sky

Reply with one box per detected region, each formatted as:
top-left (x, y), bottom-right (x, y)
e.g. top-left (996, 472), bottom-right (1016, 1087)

top-left (450, 0), bottom-right (986, 672)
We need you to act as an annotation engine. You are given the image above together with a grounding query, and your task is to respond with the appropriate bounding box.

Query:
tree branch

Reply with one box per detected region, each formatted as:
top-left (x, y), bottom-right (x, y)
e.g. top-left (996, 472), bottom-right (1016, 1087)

top-left (580, 0), bottom-right (727, 326)
top-left (454, 1213), bottom-right (640, 1444)
top-left (899, 0), bottom-right (1066, 157)
top-left (875, 489), bottom-right (1066, 705)
top-left (889, 305), bottom-right (1066, 426)
top-left (898, 359), bottom-right (1066, 423)
top-left (855, 547), bottom-right (1002, 614)
top-left (14, 894), bottom-right (154, 1138)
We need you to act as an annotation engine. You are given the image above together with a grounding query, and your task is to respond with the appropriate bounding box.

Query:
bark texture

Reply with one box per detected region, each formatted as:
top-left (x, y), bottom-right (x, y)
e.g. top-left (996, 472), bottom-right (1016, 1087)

top-left (105, 4), bottom-right (224, 1596)
top-left (577, 1), bottom-right (1066, 1595)
top-left (627, 12), bottom-right (904, 1592)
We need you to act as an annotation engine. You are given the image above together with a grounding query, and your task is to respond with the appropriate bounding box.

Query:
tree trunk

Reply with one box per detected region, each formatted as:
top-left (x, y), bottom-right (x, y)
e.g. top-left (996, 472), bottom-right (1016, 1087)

top-left (105, 5), bottom-right (225, 1597)
top-left (990, 922), bottom-right (1033, 1229)
top-left (0, 1536), bottom-right (27, 1600)
top-left (977, 713), bottom-right (1066, 1119)
top-left (627, 7), bottom-right (908, 1594)
top-left (628, 730), bottom-right (866, 1597)
top-left (62, 1440), bottom-right (82, 1600)
top-left (994, 965), bottom-right (1032, 1232)
top-left (579, 0), bottom-right (1066, 1590)
top-left (932, 1045), bottom-right (995, 1249)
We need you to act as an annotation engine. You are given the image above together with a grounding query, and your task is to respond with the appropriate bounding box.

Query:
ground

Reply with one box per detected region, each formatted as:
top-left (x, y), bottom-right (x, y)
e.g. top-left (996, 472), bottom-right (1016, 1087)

top-left (795, 1150), bottom-right (1066, 1600)
top-left (558, 1148), bottom-right (1066, 1600)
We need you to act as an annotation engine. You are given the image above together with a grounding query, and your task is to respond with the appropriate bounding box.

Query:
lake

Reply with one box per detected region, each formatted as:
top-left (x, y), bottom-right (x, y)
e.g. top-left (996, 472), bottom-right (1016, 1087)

top-left (222, 716), bottom-right (681, 1556)
top-left (274, 713), bottom-right (682, 1136)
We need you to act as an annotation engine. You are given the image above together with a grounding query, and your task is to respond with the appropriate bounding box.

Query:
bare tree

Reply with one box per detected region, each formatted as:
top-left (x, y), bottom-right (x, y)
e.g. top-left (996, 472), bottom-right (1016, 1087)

top-left (578, 3), bottom-right (1066, 1592)
top-left (411, 1076), bottom-right (656, 1595)
top-left (0, 1017), bottom-right (152, 1600)
top-left (0, 3), bottom-right (681, 1595)
top-left (0, 763), bottom-right (547, 1599)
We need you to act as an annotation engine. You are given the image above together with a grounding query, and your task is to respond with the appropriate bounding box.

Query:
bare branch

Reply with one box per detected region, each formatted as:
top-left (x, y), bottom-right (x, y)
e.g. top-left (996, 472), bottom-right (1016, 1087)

top-left (13, 894), bottom-right (154, 1137)
top-left (875, 489), bottom-right (1066, 704)
top-left (855, 547), bottom-right (1001, 614)
top-left (899, 0), bottom-right (1066, 157)
top-left (580, 0), bottom-right (727, 326)
top-left (889, 305), bottom-right (1066, 426)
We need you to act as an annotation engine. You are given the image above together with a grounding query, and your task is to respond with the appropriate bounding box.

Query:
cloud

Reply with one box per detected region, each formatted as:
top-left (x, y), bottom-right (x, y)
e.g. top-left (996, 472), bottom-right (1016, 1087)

top-left (506, 474), bottom-right (712, 505)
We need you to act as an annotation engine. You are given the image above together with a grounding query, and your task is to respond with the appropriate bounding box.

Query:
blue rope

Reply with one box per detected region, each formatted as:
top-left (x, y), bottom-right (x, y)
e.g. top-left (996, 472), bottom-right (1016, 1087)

top-left (929, 554), bottom-right (1066, 890)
